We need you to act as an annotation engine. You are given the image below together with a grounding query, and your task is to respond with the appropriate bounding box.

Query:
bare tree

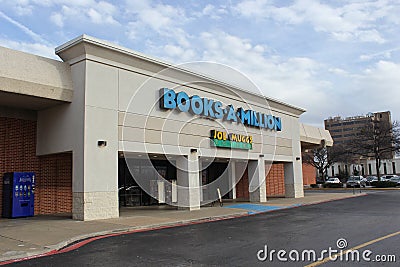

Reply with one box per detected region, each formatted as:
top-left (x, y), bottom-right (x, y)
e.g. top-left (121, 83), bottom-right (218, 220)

top-left (350, 119), bottom-right (400, 180)
top-left (303, 144), bottom-right (348, 182)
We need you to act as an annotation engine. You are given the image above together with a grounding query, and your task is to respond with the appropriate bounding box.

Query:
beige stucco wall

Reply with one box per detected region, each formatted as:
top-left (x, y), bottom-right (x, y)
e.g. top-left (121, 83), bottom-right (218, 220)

top-left (49, 35), bottom-right (306, 165)
top-left (117, 66), bottom-right (301, 161)
top-left (36, 35), bottom-right (313, 219)
top-left (37, 57), bottom-right (119, 220)
top-left (0, 46), bottom-right (73, 103)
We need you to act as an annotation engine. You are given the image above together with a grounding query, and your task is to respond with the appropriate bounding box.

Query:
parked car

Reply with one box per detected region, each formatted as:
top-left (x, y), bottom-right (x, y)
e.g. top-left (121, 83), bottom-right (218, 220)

top-left (325, 177), bottom-right (341, 184)
top-left (380, 175), bottom-right (397, 181)
top-left (323, 177), bottom-right (343, 188)
top-left (389, 176), bottom-right (400, 185)
top-left (365, 176), bottom-right (377, 185)
top-left (370, 176), bottom-right (389, 182)
top-left (346, 176), bottom-right (366, 188)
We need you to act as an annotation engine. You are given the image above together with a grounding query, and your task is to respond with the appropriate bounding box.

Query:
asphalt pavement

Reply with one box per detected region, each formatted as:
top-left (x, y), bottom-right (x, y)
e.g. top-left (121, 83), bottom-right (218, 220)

top-left (6, 190), bottom-right (400, 266)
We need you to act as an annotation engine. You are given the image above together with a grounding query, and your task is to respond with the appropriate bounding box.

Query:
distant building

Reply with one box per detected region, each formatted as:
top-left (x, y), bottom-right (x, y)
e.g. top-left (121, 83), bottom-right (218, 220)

top-left (324, 111), bottom-right (391, 147)
top-left (324, 111), bottom-right (396, 177)
top-left (328, 158), bottom-right (399, 178)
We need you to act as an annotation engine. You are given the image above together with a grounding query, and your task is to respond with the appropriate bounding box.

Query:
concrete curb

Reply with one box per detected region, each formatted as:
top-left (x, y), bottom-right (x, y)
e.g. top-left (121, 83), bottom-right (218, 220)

top-left (0, 212), bottom-right (248, 265)
top-left (0, 193), bottom-right (368, 265)
top-left (305, 187), bottom-right (400, 191)
top-left (54, 211), bottom-right (249, 251)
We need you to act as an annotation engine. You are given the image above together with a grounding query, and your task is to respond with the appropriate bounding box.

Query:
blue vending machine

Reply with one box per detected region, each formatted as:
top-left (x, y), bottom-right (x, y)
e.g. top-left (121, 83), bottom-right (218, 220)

top-left (2, 172), bottom-right (35, 218)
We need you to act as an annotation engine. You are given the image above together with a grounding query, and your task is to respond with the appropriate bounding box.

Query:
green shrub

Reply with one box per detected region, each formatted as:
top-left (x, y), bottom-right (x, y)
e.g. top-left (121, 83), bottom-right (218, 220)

top-left (310, 184), bottom-right (319, 188)
top-left (371, 181), bottom-right (398, 188)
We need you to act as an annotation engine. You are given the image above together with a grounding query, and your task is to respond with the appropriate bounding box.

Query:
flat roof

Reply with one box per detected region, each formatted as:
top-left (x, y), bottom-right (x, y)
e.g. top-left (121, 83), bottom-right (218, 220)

top-left (56, 34), bottom-right (306, 115)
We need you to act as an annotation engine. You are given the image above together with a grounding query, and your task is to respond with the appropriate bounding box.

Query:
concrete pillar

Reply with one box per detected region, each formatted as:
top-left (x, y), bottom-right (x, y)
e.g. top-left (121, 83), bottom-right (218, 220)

top-left (176, 153), bottom-right (200, 210)
top-left (199, 163), bottom-right (203, 202)
top-left (228, 161), bottom-right (237, 199)
top-left (284, 160), bottom-right (304, 198)
top-left (284, 118), bottom-right (304, 198)
top-left (72, 61), bottom-right (120, 221)
top-left (248, 158), bottom-right (267, 203)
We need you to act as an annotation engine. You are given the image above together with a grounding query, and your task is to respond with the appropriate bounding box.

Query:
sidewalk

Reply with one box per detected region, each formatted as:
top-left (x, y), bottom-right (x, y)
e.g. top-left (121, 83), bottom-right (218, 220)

top-left (0, 191), bottom-right (365, 264)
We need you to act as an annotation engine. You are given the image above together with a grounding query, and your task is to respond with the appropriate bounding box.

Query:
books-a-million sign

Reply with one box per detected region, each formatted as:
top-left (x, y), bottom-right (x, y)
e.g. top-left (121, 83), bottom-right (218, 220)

top-left (210, 130), bottom-right (252, 150)
top-left (159, 88), bottom-right (282, 131)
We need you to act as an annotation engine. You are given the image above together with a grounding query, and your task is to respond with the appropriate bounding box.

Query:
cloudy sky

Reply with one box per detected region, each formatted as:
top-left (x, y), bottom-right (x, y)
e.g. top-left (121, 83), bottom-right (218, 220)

top-left (1, 0), bottom-right (399, 127)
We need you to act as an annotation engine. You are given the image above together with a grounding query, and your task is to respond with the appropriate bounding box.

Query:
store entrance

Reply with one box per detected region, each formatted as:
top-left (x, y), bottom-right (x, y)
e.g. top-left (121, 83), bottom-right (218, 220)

top-left (201, 161), bottom-right (231, 202)
top-left (118, 158), bottom-right (177, 207)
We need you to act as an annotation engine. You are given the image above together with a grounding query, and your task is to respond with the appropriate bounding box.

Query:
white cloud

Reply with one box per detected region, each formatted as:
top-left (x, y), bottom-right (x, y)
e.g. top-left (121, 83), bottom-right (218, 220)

top-left (196, 31), bottom-right (333, 115)
top-left (125, 1), bottom-right (187, 32)
top-left (0, 0), bottom-right (34, 15)
top-left (328, 68), bottom-right (349, 76)
top-left (234, 0), bottom-right (397, 43)
top-left (58, 1), bottom-right (120, 25)
top-left (50, 12), bottom-right (64, 27)
top-left (0, 39), bottom-right (56, 59)
top-left (87, 8), bottom-right (102, 24)
top-left (163, 44), bottom-right (196, 62)
top-left (7, 0), bottom-right (120, 26)
top-left (234, 0), bottom-right (270, 19)
top-left (124, 1), bottom-right (191, 48)
top-left (197, 4), bottom-right (228, 19)
top-left (326, 60), bottom-right (400, 122)
top-left (89, 1), bottom-right (119, 25)
top-left (360, 47), bottom-right (400, 61)
top-left (357, 61), bottom-right (400, 102)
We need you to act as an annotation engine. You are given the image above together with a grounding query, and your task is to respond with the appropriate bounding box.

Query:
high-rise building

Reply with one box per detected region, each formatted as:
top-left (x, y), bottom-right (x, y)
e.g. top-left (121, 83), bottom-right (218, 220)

top-left (324, 111), bottom-right (395, 177)
top-left (324, 111), bottom-right (391, 147)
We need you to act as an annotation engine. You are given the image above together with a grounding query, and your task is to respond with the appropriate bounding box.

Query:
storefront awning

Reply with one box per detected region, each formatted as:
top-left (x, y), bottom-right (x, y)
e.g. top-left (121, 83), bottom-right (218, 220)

top-left (300, 123), bottom-right (333, 149)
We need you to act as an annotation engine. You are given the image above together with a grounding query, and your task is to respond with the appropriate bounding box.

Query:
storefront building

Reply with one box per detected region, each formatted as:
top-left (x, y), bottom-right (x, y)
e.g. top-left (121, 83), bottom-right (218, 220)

top-left (0, 35), bottom-right (332, 221)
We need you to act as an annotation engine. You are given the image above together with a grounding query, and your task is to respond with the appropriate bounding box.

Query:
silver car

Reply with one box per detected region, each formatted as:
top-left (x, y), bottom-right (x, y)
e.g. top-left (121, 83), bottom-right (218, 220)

top-left (346, 176), bottom-right (366, 187)
top-left (389, 176), bottom-right (400, 185)
top-left (381, 175), bottom-right (397, 181)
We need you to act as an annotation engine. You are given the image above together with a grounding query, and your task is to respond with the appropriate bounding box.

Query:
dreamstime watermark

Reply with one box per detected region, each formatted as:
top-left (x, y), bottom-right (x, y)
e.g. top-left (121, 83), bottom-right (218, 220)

top-left (257, 238), bottom-right (397, 263)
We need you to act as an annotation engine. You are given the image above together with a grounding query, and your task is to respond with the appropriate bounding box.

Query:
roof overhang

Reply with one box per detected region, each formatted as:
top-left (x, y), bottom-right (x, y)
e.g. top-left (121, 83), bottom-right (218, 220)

top-left (300, 123), bottom-right (333, 150)
top-left (0, 46), bottom-right (73, 110)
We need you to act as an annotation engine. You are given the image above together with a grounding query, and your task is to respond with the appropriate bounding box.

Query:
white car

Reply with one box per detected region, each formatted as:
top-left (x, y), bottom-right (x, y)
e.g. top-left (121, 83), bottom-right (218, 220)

top-left (381, 175), bottom-right (397, 181)
top-left (389, 176), bottom-right (400, 185)
top-left (370, 176), bottom-right (388, 182)
top-left (325, 177), bottom-right (341, 184)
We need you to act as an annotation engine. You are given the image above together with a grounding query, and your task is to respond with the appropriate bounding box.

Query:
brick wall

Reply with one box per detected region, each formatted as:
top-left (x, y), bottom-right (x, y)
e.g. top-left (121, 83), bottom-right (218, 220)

top-left (235, 166), bottom-right (249, 200)
top-left (36, 154), bottom-right (72, 214)
top-left (302, 163), bottom-right (316, 185)
top-left (236, 163), bottom-right (286, 199)
top-left (266, 163), bottom-right (285, 197)
top-left (0, 117), bottom-right (72, 217)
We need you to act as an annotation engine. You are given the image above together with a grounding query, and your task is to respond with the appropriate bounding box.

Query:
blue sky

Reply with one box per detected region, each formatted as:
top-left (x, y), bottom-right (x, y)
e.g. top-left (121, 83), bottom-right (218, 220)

top-left (1, 0), bottom-right (400, 127)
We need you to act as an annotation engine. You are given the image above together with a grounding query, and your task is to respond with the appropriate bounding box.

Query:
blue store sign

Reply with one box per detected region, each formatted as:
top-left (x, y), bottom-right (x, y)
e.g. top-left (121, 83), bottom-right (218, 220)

top-left (159, 88), bottom-right (282, 131)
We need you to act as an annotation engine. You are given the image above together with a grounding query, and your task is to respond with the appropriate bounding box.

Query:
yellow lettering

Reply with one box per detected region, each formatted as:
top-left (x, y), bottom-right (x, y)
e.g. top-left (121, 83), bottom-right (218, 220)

top-left (231, 134), bottom-right (237, 142)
